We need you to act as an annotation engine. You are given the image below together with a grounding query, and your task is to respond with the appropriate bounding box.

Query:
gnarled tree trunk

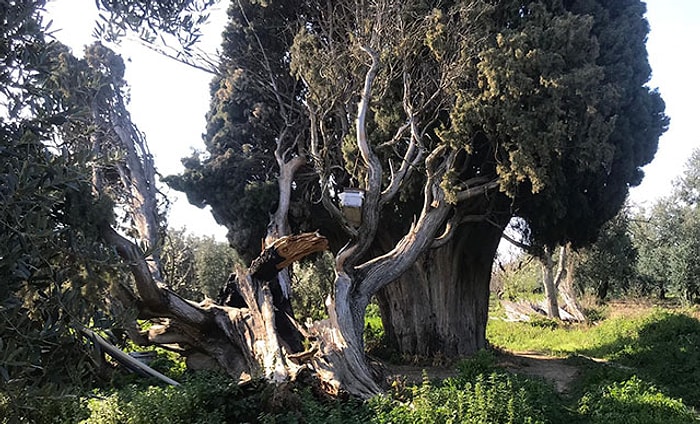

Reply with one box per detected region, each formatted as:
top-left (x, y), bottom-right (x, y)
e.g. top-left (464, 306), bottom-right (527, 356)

top-left (376, 220), bottom-right (505, 358)
top-left (92, 17), bottom-right (503, 399)
top-left (559, 244), bottom-right (586, 322)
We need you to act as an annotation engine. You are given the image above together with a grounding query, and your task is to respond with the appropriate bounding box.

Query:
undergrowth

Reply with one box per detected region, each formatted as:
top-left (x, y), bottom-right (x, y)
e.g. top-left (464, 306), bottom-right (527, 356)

top-left (488, 307), bottom-right (700, 410)
top-left (4, 306), bottom-right (699, 423)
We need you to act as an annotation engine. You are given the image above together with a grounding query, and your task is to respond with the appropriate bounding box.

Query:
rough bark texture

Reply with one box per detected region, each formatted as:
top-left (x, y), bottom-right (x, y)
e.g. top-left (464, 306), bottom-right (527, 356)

top-left (376, 220), bottom-right (505, 358)
top-left (93, 18), bottom-right (503, 398)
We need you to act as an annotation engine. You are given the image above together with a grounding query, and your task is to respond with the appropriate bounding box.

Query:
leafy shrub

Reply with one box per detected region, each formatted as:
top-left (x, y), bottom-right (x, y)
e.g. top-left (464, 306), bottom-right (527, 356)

top-left (527, 315), bottom-right (559, 330)
top-left (455, 350), bottom-right (497, 381)
top-left (371, 371), bottom-right (560, 424)
top-left (80, 371), bottom-right (372, 424)
top-left (81, 372), bottom-right (260, 423)
top-left (371, 352), bottom-right (566, 424)
top-left (1, 390), bottom-right (89, 424)
top-left (578, 376), bottom-right (696, 423)
top-left (364, 302), bottom-right (386, 354)
top-left (581, 309), bottom-right (700, 407)
top-left (141, 347), bottom-right (187, 381)
top-left (260, 387), bottom-right (371, 424)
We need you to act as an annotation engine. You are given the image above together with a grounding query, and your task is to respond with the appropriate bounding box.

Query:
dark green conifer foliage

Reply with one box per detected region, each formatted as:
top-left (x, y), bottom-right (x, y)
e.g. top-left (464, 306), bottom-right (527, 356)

top-left (168, 0), bottom-right (666, 359)
top-left (171, 0), bottom-right (666, 259)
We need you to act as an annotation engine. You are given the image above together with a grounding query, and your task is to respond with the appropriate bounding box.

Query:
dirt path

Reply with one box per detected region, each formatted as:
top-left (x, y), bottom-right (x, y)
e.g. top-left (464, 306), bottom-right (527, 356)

top-left (384, 351), bottom-right (582, 393)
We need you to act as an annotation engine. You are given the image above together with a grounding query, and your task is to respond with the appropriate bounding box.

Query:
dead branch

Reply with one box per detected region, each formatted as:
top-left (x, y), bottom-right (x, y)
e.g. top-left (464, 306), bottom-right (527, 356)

top-left (250, 232), bottom-right (329, 281)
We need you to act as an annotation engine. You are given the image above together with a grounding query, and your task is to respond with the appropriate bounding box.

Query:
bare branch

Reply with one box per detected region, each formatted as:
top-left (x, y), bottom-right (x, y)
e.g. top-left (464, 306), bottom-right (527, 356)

top-left (456, 179), bottom-right (500, 202)
top-left (308, 106), bottom-right (358, 237)
top-left (126, 36), bottom-right (219, 74)
top-left (380, 71), bottom-right (425, 206)
top-left (376, 121), bottom-right (410, 150)
top-left (80, 327), bottom-right (180, 386)
top-left (341, 44), bottom-right (384, 268)
top-left (356, 45), bottom-right (382, 186)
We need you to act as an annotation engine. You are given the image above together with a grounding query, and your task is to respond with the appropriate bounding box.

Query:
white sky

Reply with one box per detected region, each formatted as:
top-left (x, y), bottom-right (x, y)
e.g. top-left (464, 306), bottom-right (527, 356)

top-left (43, 0), bottom-right (700, 241)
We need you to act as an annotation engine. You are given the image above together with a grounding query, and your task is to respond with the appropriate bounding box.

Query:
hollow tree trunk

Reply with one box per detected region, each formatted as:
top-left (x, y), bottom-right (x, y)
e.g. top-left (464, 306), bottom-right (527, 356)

top-left (376, 220), bottom-right (505, 358)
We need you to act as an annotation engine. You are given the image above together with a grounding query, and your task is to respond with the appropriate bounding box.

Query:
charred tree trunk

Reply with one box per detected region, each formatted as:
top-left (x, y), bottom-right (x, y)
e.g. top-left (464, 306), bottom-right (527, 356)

top-left (376, 220), bottom-right (505, 358)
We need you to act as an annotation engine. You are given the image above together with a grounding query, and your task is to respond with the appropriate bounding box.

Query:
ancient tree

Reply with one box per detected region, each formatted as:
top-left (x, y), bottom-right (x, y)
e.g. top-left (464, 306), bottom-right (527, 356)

top-left (171, 0), bottom-right (666, 360)
top-left (2, 0), bottom-right (668, 402)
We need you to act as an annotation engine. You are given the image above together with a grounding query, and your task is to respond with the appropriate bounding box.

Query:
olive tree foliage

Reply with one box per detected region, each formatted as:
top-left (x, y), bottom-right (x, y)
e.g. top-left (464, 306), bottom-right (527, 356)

top-left (93, 0), bottom-right (221, 73)
top-left (161, 228), bottom-right (242, 300)
top-left (0, 2), bottom-right (261, 416)
top-left (0, 2), bottom-right (143, 416)
top-left (633, 150), bottom-right (700, 304)
top-left (575, 207), bottom-right (638, 300)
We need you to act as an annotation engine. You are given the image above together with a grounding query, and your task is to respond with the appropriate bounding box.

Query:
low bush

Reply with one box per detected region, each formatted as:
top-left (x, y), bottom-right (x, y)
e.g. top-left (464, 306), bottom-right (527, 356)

top-left (371, 360), bottom-right (567, 424)
top-left (81, 372), bottom-right (263, 423)
top-left (0, 389), bottom-right (88, 424)
top-left (79, 371), bottom-right (372, 424)
top-left (578, 376), bottom-right (696, 424)
top-left (10, 306), bottom-right (700, 423)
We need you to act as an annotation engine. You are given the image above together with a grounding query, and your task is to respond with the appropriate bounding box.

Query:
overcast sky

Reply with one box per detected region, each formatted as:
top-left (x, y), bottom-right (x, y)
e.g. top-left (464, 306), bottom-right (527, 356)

top-left (44, 0), bottom-right (700, 241)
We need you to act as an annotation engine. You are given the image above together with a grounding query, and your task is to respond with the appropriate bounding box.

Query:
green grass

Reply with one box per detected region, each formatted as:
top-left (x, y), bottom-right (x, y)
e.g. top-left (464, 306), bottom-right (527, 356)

top-left (577, 376), bottom-right (696, 424)
top-left (487, 311), bottom-right (641, 357)
top-left (488, 306), bottom-right (700, 410)
top-left (69, 349), bottom-right (698, 423)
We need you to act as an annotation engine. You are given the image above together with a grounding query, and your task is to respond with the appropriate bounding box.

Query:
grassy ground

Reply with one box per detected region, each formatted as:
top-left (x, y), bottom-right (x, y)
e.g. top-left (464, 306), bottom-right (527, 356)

top-left (487, 299), bottom-right (700, 421)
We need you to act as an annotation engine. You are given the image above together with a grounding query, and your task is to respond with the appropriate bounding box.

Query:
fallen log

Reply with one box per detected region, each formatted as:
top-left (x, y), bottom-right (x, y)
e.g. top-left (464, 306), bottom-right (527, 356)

top-left (501, 300), bottom-right (583, 322)
top-left (80, 326), bottom-right (180, 386)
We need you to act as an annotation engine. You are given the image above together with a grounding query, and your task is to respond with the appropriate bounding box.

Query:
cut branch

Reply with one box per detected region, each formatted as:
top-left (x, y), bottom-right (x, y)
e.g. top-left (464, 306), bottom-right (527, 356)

top-left (80, 327), bottom-right (180, 386)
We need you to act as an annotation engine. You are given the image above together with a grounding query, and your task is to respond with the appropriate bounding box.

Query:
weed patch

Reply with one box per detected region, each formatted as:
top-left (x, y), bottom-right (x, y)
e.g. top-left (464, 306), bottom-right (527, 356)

top-left (578, 376), bottom-right (696, 424)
